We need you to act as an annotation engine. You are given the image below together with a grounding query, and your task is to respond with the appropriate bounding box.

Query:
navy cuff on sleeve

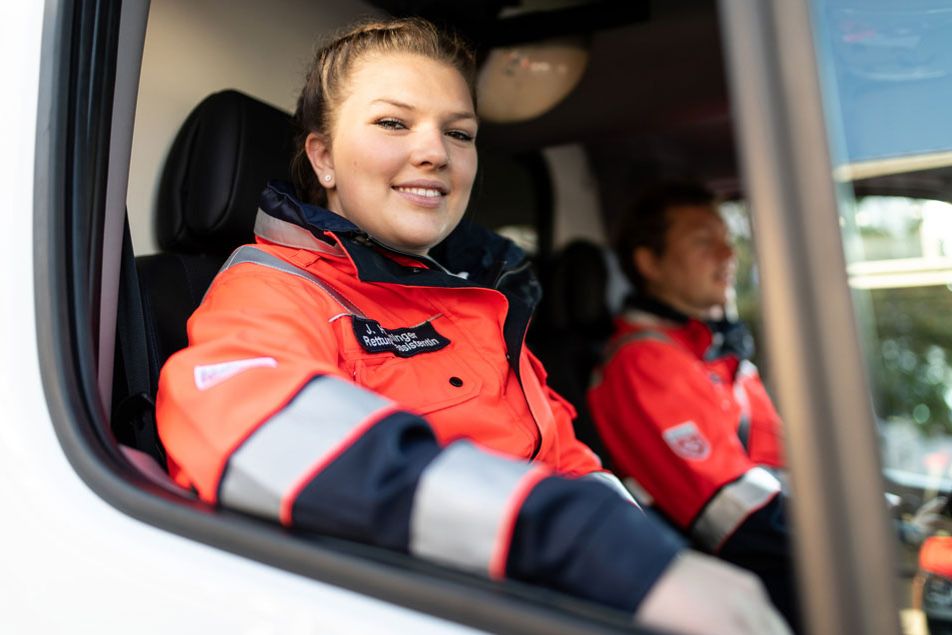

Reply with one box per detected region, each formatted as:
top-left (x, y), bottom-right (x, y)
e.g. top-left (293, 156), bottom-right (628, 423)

top-left (507, 476), bottom-right (685, 612)
top-left (719, 495), bottom-right (800, 632)
top-left (292, 412), bottom-right (440, 551)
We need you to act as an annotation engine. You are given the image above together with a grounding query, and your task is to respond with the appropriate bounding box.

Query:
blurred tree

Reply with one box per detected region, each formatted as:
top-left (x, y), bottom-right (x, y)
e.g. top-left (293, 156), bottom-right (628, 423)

top-left (869, 285), bottom-right (952, 436)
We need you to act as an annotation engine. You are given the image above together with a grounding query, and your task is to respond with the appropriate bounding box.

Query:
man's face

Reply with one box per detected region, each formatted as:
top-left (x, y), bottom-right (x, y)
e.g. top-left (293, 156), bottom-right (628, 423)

top-left (636, 204), bottom-right (736, 318)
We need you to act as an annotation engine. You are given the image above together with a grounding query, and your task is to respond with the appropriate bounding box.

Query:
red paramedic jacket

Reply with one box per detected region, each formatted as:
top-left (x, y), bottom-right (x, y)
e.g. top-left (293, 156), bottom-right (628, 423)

top-left (588, 297), bottom-right (800, 629)
top-left (588, 299), bottom-right (786, 551)
top-left (156, 181), bottom-right (684, 613)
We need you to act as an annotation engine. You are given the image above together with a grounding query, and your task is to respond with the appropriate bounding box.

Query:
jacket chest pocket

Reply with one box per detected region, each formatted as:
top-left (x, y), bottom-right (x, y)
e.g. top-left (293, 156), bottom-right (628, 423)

top-left (352, 352), bottom-right (482, 415)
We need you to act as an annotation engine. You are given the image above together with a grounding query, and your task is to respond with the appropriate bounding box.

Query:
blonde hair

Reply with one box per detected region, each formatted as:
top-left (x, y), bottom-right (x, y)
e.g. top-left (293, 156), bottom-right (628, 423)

top-left (290, 17), bottom-right (477, 205)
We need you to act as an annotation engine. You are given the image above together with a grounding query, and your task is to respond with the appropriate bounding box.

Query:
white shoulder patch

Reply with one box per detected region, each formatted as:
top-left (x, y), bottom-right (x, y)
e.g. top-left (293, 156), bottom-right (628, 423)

top-left (193, 357), bottom-right (277, 391)
top-left (662, 420), bottom-right (711, 461)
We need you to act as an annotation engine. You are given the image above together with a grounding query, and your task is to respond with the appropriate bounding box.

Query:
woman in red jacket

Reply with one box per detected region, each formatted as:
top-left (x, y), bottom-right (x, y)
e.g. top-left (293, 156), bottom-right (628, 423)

top-left (156, 18), bottom-right (790, 635)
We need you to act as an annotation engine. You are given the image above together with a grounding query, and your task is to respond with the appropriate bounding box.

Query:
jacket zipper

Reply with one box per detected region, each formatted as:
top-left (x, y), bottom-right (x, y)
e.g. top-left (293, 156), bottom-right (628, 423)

top-left (493, 259), bottom-right (531, 290)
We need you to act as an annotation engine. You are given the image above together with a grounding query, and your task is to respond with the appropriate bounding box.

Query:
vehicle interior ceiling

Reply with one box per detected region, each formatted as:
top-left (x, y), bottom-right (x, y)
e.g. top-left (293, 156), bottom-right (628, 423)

top-left (411, 0), bottom-right (740, 227)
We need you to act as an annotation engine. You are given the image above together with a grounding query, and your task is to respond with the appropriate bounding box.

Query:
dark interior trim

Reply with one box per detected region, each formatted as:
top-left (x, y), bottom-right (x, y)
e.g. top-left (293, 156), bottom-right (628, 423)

top-left (485, 1), bottom-right (651, 47)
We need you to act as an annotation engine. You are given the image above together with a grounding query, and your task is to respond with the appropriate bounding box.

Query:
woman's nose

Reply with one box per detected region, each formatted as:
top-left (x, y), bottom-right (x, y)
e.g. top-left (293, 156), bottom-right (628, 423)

top-left (411, 127), bottom-right (449, 168)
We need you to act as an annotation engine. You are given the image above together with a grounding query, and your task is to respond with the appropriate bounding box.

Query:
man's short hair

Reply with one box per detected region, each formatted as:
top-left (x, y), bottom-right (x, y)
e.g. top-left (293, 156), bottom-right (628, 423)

top-left (614, 180), bottom-right (716, 291)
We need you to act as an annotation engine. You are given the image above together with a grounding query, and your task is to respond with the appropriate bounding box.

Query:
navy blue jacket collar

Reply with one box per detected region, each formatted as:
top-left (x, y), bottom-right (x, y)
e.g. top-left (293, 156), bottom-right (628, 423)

top-left (260, 180), bottom-right (530, 289)
top-left (626, 293), bottom-right (755, 361)
top-left (260, 180), bottom-right (363, 236)
top-left (626, 293), bottom-right (693, 325)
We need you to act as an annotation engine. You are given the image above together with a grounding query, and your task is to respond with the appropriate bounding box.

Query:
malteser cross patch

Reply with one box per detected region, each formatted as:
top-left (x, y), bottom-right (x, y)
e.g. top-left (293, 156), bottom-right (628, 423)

top-left (352, 316), bottom-right (450, 357)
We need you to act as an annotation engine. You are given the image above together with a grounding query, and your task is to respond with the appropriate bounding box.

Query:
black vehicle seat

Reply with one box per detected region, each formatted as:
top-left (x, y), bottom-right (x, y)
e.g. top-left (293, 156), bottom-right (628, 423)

top-left (529, 239), bottom-right (620, 468)
top-left (144, 89), bottom-right (295, 370)
top-left (112, 90), bottom-right (294, 468)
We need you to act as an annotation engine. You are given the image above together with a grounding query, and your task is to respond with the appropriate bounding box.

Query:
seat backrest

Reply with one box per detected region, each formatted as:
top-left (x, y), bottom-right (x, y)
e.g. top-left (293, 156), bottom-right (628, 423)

top-left (112, 90), bottom-right (294, 459)
top-left (530, 239), bottom-right (625, 467)
top-left (142, 89), bottom-right (294, 378)
top-left (156, 89), bottom-right (295, 256)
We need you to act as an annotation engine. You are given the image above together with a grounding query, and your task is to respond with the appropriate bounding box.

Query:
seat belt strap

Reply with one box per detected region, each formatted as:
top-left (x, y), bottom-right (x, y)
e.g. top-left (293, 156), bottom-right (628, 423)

top-left (114, 216), bottom-right (166, 465)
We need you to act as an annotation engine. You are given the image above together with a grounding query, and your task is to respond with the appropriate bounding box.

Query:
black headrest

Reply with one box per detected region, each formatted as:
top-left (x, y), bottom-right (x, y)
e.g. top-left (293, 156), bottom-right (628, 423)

top-left (156, 90), bottom-right (295, 255)
top-left (542, 239), bottom-right (614, 336)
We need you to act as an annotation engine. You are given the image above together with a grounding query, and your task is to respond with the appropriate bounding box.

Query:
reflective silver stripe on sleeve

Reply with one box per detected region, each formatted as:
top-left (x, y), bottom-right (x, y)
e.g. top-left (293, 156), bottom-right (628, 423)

top-left (691, 466), bottom-right (782, 551)
top-left (582, 471), bottom-right (640, 507)
top-left (410, 442), bottom-right (539, 576)
top-left (220, 375), bottom-right (391, 521)
top-left (253, 209), bottom-right (345, 256)
top-left (623, 476), bottom-right (655, 506)
top-left (217, 244), bottom-right (365, 317)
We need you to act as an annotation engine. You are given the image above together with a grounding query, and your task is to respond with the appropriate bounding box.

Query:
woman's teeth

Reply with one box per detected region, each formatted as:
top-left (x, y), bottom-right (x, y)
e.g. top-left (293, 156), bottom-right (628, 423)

top-left (395, 186), bottom-right (442, 198)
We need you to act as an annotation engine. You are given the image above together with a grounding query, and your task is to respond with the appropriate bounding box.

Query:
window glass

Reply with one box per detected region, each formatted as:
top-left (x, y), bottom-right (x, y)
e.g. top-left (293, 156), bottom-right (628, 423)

top-left (848, 196), bottom-right (952, 481)
top-left (810, 1), bottom-right (952, 632)
top-left (842, 189), bottom-right (952, 635)
top-left (815, 2), bottom-right (952, 165)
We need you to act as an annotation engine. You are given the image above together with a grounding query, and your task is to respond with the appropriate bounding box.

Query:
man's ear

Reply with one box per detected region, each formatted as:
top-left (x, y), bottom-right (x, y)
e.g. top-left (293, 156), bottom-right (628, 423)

top-left (305, 132), bottom-right (335, 188)
top-left (634, 247), bottom-right (660, 285)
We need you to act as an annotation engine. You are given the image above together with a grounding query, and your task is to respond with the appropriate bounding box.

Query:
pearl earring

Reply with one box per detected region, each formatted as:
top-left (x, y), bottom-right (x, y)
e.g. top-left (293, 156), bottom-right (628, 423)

top-left (324, 174), bottom-right (332, 182)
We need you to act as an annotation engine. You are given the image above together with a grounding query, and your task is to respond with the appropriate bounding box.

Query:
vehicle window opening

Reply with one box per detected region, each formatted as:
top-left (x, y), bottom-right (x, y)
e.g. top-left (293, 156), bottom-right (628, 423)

top-left (48, 1), bottom-right (813, 633)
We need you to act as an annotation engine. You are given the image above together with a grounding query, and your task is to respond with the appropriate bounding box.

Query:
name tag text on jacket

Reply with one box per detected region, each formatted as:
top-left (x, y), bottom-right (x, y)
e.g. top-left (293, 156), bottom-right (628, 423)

top-left (352, 316), bottom-right (450, 357)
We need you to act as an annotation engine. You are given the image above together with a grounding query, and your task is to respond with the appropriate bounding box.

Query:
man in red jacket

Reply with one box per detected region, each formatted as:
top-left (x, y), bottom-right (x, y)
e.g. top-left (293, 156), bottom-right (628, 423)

top-left (588, 181), bottom-right (798, 629)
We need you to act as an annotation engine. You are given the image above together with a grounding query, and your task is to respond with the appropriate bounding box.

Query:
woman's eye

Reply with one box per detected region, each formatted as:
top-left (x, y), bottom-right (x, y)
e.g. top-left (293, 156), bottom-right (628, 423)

top-left (376, 118), bottom-right (406, 130)
top-left (447, 130), bottom-right (475, 142)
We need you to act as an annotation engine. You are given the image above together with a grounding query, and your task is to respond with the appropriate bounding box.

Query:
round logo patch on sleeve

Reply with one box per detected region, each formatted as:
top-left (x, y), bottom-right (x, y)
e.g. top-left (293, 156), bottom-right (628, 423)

top-left (662, 420), bottom-right (712, 461)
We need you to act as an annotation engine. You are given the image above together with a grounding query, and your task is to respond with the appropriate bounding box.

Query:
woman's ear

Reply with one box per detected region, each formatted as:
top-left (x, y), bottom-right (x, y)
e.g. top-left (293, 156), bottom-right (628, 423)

top-left (305, 132), bottom-right (335, 188)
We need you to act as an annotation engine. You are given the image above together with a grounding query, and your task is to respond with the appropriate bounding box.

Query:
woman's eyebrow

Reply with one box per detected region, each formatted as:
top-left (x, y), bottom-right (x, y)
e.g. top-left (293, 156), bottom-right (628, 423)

top-left (371, 98), bottom-right (414, 110)
top-left (370, 98), bottom-right (477, 123)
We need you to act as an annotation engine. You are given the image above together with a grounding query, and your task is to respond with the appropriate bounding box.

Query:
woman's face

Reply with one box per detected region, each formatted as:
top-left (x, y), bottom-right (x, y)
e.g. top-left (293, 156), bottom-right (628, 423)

top-left (308, 53), bottom-right (478, 256)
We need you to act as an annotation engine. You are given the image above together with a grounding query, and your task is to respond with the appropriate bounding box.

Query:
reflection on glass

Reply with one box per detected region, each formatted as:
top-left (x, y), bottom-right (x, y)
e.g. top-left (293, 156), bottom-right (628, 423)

top-left (817, 1), bottom-right (952, 166)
